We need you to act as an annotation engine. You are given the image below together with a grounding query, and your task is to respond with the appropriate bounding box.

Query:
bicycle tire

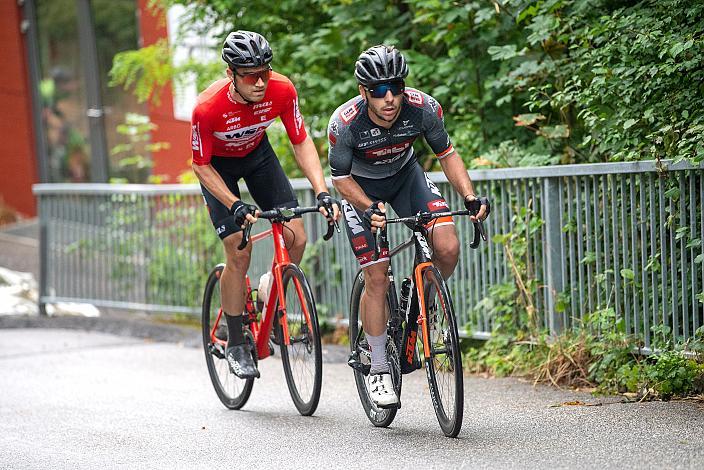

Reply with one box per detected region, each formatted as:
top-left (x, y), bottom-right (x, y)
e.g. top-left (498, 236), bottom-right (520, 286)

top-left (202, 264), bottom-right (255, 410)
top-left (349, 271), bottom-right (402, 428)
top-left (277, 264), bottom-right (323, 416)
top-left (421, 266), bottom-right (464, 437)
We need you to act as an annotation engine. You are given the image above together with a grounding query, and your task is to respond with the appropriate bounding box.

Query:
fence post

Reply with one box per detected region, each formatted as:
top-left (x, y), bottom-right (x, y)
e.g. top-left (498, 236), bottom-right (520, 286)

top-left (543, 177), bottom-right (564, 334)
top-left (38, 195), bottom-right (48, 316)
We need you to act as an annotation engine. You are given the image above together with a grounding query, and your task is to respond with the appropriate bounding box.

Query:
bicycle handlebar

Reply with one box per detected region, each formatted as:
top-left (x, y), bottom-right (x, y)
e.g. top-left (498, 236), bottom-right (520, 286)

top-left (370, 209), bottom-right (487, 261)
top-left (237, 206), bottom-right (340, 250)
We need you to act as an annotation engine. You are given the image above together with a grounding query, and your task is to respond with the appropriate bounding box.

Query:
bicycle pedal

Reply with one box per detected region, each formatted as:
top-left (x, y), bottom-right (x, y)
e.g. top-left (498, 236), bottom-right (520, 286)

top-left (378, 400), bottom-right (401, 410)
top-left (347, 351), bottom-right (371, 376)
top-left (268, 339), bottom-right (275, 356)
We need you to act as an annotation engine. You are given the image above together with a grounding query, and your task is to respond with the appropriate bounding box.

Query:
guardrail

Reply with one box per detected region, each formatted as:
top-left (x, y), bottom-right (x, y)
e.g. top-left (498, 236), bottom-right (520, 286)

top-left (33, 159), bottom-right (704, 345)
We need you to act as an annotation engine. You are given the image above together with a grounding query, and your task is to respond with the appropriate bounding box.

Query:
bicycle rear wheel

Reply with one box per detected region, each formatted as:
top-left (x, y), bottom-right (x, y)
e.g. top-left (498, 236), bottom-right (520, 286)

top-left (421, 266), bottom-right (463, 437)
top-left (277, 264), bottom-right (322, 416)
top-left (349, 271), bottom-right (401, 428)
top-left (202, 264), bottom-right (255, 409)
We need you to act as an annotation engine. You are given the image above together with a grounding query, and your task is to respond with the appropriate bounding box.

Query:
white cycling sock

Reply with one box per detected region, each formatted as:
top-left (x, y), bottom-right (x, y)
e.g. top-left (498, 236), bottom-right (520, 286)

top-left (366, 333), bottom-right (389, 374)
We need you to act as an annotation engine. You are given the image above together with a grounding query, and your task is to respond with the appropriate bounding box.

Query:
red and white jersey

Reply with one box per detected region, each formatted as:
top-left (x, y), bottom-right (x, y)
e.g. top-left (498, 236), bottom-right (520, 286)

top-left (190, 72), bottom-right (307, 165)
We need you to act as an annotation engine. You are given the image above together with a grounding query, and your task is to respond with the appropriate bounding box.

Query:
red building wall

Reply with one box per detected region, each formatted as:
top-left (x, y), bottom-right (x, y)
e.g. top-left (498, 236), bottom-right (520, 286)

top-left (0, 2), bottom-right (39, 217)
top-left (137, 0), bottom-right (192, 182)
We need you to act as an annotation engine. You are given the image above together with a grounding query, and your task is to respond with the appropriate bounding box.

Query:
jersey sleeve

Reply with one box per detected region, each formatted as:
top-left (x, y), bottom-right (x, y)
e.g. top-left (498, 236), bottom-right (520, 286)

top-left (327, 112), bottom-right (353, 179)
top-left (422, 95), bottom-right (455, 160)
top-left (279, 81), bottom-right (308, 145)
top-left (191, 105), bottom-right (213, 166)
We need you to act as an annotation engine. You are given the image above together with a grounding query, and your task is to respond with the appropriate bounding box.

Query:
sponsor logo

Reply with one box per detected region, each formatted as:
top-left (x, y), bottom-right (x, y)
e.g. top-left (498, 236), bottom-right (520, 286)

top-left (214, 120), bottom-right (274, 144)
top-left (342, 201), bottom-right (365, 235)
top-left (252, 101), bottom-right (272, 109)
top-left (358, 138), bottom-right (387, 148)
top-left (424, 173), bottom-right (442, 197)
top-left (359, 130), bottom-right (370, 139)
top-left (330, 121), bottom-right (339, 135)
top-left (428, 98), bottom-right (438, 112)
top-left (225, 116), bottom-right (241, 124)
top-left (415, 232), bottom-right (432, 258)
top-left (427, 199), bottom-right (449, 211)
top-left (372, 154), bottom-right (405, 166)
top-left (191, 124), bottom-right (200, 151)
top-left (293, 97), bottom-right (303, 131)
top-left (405, 89), bottom-right (424, 106)
top-left (216, 225), bottom-right (226, 235)
top-left (340, 104), bottom-right (358, 124)
top-left (260, 116), bottom-right (268, 121)
top-left (365, 139), bottom-right (412, 160)
top-left (403, 120), bottom-right (409, 126)
top-left (351, 235), bottom-right (368, 251)
top-left (226, 124), bottom-right (242, 131)
top-left (406, 330), bottom-right (417, 363)
top-left (370, 128), bottom-right (381, 137)
top-left (253, 107), bottom-right (271, 115)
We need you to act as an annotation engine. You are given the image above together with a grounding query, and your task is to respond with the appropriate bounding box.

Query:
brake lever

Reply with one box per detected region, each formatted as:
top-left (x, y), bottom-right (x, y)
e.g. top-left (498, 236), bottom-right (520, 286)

top-left (237, 222), bottom-right (253, 250)
top-left (323, 219), bottom-right (339, 241)
top-left (469, 220), bottom-right (487, 249)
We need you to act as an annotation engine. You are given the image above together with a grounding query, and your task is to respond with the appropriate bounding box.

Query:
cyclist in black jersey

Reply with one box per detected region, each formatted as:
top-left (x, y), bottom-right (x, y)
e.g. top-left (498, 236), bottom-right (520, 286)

top-left (328, 45), bottom-right (489, 407)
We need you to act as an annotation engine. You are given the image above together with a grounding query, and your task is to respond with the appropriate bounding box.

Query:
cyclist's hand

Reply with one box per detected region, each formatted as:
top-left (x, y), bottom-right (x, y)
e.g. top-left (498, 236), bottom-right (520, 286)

top-left (230, 200), bottom-right (258, 228)
top-left (464, 195), bottom-right (491, 222)
top-left (316, 191), bottom-right (341, 222)
top-left (362, 201), bottom-right (386, 233)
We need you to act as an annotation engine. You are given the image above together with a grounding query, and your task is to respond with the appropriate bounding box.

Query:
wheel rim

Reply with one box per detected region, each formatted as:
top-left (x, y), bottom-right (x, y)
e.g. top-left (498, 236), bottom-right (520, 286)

top-left (282, 275), bottom-right (317, 404)
top-left (206, 279), bottom-right (249, 401)
top-left (425, 278), bottom-right (459, 424)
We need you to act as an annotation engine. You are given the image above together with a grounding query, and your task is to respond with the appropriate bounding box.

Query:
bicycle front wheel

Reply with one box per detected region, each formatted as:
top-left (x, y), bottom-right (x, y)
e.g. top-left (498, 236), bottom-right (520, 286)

top-left (422, 266), bottom-right (464, 437)
top-left (277, 264), bottom-right (323, 416)
top-left (349, 271), bottom-right (401, 428)
top-left (201, 264), bottom-right (254, 410)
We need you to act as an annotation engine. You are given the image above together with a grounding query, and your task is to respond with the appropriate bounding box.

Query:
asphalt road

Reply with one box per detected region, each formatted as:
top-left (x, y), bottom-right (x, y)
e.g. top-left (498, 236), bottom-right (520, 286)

top-left (1, 328), bottom-right (703, 469)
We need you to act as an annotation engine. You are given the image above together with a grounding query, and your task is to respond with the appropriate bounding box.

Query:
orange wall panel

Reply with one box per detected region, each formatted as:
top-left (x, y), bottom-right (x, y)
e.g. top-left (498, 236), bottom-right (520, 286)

top-left (138, 0), bottom-right (191, 182)
top-left (0, 2), bottom-right (38, 217)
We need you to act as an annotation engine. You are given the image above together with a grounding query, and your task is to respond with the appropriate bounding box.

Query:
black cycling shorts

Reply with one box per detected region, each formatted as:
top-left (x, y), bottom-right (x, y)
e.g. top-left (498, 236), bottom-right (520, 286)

top-left (201, 134), bottom-right (299, 239)
top-left (340, 161), bottom-right (454, 267)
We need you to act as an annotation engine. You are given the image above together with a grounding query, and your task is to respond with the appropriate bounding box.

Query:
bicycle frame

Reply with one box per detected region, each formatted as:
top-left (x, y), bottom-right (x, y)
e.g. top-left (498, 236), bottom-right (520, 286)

top-left (209, 221), bottom-right (314, 361)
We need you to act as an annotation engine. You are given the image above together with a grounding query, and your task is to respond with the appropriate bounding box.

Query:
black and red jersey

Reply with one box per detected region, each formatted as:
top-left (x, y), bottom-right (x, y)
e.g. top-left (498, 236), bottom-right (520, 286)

top-left (191, 73), bottom-right (307, 166)
top-left (327, 88), bottom-right (454, 180)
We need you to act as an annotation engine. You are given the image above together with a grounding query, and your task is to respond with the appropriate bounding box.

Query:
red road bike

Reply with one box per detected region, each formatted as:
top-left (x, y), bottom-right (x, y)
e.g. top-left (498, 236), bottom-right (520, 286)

top-left (201, 206), bottom-right (335, 416)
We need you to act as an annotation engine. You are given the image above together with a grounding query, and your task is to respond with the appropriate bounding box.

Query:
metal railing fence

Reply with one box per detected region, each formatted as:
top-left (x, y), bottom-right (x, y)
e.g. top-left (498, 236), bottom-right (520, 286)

top-left (33, 160), bottom-right (704, 344)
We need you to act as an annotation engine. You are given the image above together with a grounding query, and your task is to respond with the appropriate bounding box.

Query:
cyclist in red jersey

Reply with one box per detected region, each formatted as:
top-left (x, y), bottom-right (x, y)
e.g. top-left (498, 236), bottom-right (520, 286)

top-left (191, 31), bottom-right (340, 379)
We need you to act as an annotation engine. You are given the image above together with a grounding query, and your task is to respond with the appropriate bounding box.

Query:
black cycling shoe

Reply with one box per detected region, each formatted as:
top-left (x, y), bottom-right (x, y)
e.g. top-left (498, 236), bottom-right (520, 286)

top-left (226, 343), bottom-right (260, 379)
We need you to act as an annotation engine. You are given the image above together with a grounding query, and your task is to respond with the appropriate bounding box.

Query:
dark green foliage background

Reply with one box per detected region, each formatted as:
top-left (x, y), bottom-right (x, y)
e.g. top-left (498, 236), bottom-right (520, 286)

top-left (121, 0), bottom-right (704, 173)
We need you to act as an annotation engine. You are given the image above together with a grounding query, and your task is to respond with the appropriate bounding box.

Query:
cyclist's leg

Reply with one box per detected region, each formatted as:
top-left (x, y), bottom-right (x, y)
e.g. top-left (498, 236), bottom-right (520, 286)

top-left (202, 157), bottom-right (259, 377)
top-left (200, 158), bottom-right (251, 317)
top-left (244, 134), bottom-right (306, 264)
top-left (340, 198), bottom-right (390, 367)
top-left (390, 163), bottom-right (459, 279)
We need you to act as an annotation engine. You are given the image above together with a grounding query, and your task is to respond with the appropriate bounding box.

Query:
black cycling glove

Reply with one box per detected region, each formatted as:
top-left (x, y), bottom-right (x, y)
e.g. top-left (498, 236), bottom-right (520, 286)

top-left (229, 200), bottom-right (257, 227)
top-left (362, 201), bottom-right (385, 230)
top-left (464, 195), bottom-right (491, 218)
top-left (316, 192), bottom-right (340, 218)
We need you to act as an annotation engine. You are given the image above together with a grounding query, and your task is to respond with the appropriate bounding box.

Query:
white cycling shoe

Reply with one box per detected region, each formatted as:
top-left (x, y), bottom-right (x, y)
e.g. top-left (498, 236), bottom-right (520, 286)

top-left (367, 373), bottom-right (399, 408)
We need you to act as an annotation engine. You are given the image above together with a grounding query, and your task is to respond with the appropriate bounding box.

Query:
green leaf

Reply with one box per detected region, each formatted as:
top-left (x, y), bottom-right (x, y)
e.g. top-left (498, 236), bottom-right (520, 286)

top-left (664, 187), bottom-right (680, 200)
top-left (695, 254), bottom-right (704, 264)
top-left (513, 113), bottom-right (545, 127)
top-left (538, 125), bottom-right (570, 139)
top-left (623, 119), bottom-right (637, 130)
top-left (620, 269), bottom-right (635, 280)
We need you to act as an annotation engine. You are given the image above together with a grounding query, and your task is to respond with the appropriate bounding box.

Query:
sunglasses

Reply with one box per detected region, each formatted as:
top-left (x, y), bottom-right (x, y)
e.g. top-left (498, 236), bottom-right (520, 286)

top-left (233, 65), bottom-right (273, 85)
top-left (365, 81), bottom-right (405, 99)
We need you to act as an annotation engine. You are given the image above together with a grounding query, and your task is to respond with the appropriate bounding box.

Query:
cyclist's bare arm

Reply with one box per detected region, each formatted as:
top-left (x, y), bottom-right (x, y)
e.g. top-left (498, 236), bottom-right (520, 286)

top-left (437, 152), bottom-right (487, 220)
top-left (333, 176), bottom-right (386, 230)
top-left (292, 136), bottom-right (340, 220)
top-left (192, 163), bottom-right (257, 224)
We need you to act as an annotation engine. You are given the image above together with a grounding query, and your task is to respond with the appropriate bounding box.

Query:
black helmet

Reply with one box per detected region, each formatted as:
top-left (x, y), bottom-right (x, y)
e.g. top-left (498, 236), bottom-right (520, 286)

top-left (222, 30), bottom-right (273, 68)
top-left (354, 45), bottom-right (409, 86)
